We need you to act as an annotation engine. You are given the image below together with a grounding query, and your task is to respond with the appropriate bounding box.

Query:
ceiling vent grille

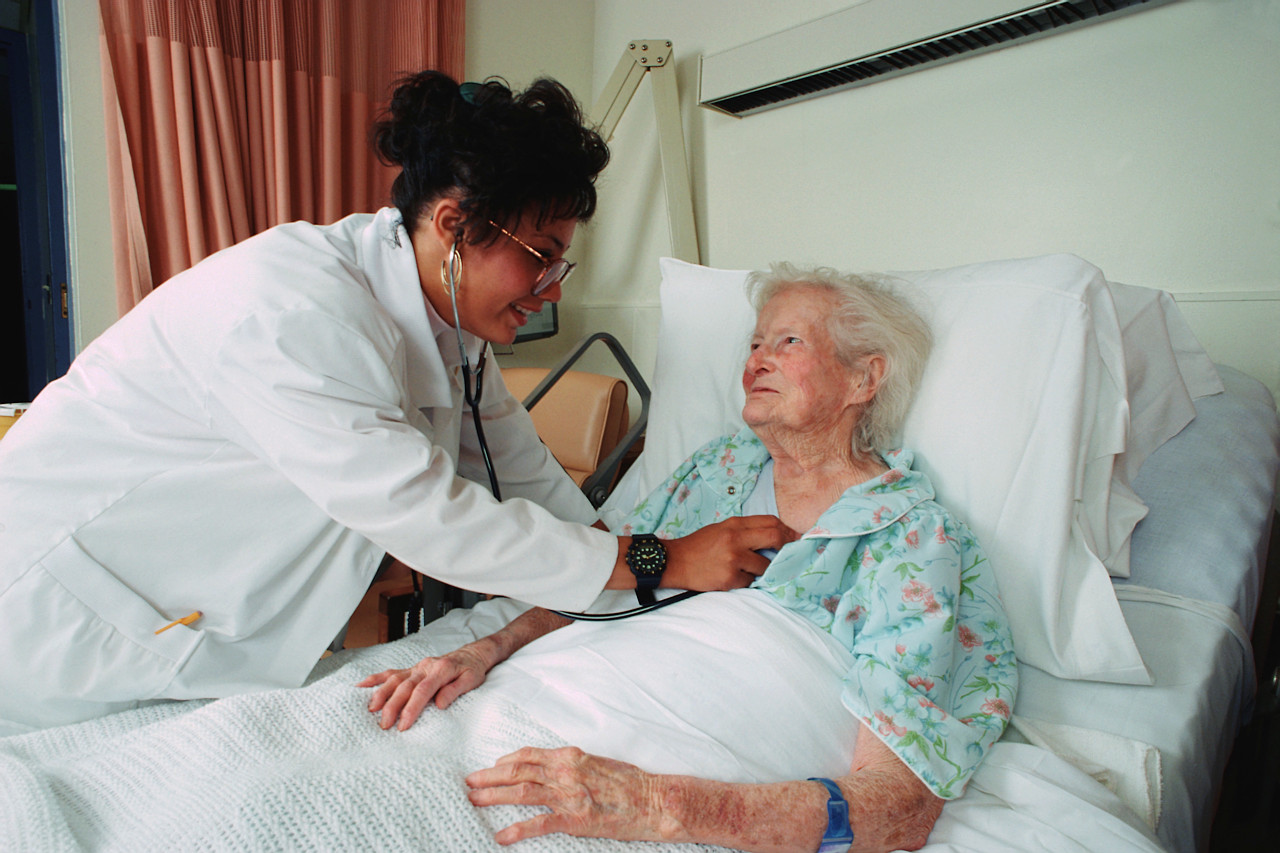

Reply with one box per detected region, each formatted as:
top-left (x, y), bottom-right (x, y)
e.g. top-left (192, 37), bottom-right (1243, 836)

top-left (699, 0), bottom-right (1176, 117)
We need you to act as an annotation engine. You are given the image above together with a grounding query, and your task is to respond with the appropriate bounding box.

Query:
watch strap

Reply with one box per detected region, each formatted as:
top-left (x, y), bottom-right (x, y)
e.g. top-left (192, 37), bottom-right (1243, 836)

top-left (808, 777), bottom-right (854, 853)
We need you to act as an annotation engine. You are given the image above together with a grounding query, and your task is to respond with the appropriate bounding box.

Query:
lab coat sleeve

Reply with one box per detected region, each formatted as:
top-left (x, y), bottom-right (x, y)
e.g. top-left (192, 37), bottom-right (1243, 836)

top-left (202, 307), bottom-right (614, 611)
top-left (457, 355), bottom-right (598, 525)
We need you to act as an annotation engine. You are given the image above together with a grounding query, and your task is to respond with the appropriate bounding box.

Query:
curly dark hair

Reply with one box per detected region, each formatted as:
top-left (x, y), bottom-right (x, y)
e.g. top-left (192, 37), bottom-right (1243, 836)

top-left (372, 70), bottom-right (610, 244)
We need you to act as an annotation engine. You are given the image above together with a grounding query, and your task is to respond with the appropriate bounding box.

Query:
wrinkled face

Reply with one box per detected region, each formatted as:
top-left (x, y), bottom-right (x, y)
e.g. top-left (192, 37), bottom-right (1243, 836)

top-left (449, 215), bottom-right (577, 345)
top-left (741, 287), bottom-right (861, 434)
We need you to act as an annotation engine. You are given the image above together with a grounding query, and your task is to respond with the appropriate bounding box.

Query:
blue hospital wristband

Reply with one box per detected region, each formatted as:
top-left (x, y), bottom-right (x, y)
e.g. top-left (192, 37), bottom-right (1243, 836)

top-left (807, 777), bottom-right (854, 853)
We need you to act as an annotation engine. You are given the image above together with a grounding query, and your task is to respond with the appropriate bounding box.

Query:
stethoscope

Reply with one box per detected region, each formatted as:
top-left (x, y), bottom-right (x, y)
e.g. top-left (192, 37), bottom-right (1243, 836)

top-left (436, 239), bottom-right (705, 622)
top-left (442, 241), bottom-right (501, 500)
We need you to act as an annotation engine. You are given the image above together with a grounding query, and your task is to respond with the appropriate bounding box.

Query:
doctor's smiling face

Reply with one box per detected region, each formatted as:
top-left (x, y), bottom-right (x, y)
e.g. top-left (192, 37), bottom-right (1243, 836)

top-left (414, 198), bottom-right (577, 345)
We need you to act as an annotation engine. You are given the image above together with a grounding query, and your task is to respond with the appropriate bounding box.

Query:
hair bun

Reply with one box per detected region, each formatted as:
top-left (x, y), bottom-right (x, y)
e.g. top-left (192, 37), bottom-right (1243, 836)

top-left (372, 71), bottom-right (608, 232)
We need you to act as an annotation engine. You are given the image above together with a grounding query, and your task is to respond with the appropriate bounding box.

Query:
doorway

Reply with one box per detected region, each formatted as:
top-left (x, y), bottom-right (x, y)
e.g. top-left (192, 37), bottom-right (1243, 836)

top-left (1, 3), bottom-right (71, 404)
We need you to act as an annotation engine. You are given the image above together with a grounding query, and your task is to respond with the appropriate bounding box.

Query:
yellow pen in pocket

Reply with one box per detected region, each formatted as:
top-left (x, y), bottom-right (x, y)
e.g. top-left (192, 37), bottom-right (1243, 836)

top-left (155, 611), bottom-right (202, 634)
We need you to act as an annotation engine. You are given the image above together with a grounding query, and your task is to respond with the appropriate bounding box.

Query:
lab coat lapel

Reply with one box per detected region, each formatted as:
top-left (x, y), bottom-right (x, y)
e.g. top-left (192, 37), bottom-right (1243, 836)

top-left (359, 207), bottom-right (480, 466)
top-left (420, 277), bottom-right (484, 467)
top-left (422, 365), bottom-right (465, 466)
top-left (361, 209), bottom-right (453, 411)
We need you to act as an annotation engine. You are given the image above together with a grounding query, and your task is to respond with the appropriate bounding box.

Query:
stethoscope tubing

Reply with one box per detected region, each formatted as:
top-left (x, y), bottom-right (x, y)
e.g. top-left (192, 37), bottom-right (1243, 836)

top-left (445, 240), bottom-right (501, 500)
top-left (551, 590), bottom-right (703, 621)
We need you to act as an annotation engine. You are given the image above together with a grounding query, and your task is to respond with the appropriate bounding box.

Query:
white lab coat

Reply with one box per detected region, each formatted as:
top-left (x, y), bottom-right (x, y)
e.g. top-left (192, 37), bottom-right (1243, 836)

top-left (0, 208), bottom-right (612, 733)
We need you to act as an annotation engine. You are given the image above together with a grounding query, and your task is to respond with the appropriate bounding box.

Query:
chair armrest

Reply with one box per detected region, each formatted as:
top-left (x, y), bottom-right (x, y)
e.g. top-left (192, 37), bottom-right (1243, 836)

top-left (522, 332), bottom-right (650, 508)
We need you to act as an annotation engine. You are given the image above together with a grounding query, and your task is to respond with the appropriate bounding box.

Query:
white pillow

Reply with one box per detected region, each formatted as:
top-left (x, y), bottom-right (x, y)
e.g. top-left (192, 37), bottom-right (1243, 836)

top-left (895, 255), bottom-right (1146, 683)
top-left (1080, 282), bottom-right (1222, 578)
top-left (631, 260), bottom-right (754, 497)
top-left (1108, 280), bottom-right (1223, 483)
top-left (606, 255), bottom-right (1209, 685)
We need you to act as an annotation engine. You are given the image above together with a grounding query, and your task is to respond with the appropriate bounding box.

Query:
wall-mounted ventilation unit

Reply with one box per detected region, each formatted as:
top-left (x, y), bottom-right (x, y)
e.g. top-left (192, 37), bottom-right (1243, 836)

top-left (699, 0), bottom-right (1176, 117)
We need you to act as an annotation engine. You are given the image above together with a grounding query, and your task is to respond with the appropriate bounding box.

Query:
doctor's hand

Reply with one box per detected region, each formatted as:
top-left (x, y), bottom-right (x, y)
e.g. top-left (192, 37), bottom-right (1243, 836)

top-left (466, 746), bottom-right (666, 845)
top-left (662, 515), bottom-right (797, 591)
top-left (359, 644), bottom-right (492, 730)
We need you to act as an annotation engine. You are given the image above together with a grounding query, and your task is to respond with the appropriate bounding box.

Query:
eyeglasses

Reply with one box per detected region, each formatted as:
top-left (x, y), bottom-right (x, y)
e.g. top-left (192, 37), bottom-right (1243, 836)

top-left (488, 220), bottom-right (576, 296)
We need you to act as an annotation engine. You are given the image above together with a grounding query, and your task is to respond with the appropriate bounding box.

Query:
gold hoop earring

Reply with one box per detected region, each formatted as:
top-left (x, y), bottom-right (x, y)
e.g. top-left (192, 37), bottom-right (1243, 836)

top-left (440, 242), bottom-right (463, 294)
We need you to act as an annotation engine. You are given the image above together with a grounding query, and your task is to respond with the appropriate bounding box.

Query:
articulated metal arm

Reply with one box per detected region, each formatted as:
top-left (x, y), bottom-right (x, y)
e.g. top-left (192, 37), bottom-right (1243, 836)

top-left (590, 40), bottom-right (700, 265)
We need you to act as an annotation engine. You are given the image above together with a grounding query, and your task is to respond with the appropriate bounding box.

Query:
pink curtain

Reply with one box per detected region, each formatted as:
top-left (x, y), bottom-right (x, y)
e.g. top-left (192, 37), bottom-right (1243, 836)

top-left (99, 0), bottom-right (465, 315)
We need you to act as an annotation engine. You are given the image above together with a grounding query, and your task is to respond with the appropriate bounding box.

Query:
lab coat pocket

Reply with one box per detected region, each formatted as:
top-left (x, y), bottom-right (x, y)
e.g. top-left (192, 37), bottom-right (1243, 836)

top-left (35, 537), bottom-right (205, 702)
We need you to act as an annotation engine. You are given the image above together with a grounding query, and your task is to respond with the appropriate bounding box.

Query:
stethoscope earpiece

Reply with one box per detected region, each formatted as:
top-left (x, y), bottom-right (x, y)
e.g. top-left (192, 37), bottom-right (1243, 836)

top-left (441, 242), bottom-right (463, 295)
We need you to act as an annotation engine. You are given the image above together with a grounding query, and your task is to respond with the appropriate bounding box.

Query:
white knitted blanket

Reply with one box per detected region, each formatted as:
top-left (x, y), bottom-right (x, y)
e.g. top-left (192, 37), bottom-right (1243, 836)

top-left (0, 633), bottom-right (729, 853)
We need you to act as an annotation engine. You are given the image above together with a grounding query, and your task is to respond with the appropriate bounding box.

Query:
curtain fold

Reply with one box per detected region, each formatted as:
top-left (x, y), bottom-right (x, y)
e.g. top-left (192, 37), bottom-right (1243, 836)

top-left (99, 0), bottom-right (465, 313)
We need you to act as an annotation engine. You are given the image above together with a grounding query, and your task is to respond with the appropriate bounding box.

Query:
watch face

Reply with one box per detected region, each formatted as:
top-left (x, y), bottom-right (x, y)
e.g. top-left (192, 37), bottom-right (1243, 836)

top-left (632, 541), bottom-right (665, 574)
top-left (627, 536), bottom-right (667, 582)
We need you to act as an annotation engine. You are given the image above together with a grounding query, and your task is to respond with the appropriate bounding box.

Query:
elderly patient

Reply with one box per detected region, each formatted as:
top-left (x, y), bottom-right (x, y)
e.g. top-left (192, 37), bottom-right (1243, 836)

top-left (362, 264), bottom-right (1017, 852)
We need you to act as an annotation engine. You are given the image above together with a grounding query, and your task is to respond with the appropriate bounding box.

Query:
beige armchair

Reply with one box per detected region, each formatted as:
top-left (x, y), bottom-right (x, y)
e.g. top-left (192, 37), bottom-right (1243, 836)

top-left (500, 367), bottom-right (630, 489)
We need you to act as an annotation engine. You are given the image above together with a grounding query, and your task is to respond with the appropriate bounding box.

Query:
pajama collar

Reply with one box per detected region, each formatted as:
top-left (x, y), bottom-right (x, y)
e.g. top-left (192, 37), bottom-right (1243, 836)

top-left (693, 427), bottom-right (935, 539)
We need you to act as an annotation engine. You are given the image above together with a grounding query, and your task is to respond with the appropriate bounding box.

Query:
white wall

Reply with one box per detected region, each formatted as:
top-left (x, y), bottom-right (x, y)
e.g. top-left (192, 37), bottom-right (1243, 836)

top-left (480, 0), bottom-right (1280, 400)
top-left (57, 0), bottom-right (116, 350)
top-left (464, 0), bottom-right (594, 94)
top-left (62, 1), bottom-right (1280, 400)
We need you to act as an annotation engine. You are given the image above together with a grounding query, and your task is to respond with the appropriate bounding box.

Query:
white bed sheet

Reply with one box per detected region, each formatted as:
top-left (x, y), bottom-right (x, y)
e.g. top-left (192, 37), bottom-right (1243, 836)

top-left (1120, 366), bottom-right (1280, 626)
top-left (1013, 596), bottom-right (1251, 853)
top-left (484, 589), bottom-right (859, 783)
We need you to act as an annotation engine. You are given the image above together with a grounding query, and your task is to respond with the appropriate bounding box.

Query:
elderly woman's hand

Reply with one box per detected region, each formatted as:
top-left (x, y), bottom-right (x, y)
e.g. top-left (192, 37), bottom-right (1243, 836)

top-left (465, 746), bottom-right (672, 845)
top-left (360, 606), bottom-right (571, 731)
top-left (466, 721), bottom-right (945, 852)
top-left (359, 644), bottom-right (493, 730)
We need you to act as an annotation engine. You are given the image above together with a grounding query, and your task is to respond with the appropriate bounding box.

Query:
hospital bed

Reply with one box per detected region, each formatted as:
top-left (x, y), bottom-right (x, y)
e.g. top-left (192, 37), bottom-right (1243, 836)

top-left (1, 254), bottom-right (1276, 853)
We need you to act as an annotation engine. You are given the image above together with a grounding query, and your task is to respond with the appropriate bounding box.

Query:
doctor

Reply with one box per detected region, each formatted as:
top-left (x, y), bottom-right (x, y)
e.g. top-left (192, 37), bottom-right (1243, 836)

top-left (0, 72), bottom-right (791, 736)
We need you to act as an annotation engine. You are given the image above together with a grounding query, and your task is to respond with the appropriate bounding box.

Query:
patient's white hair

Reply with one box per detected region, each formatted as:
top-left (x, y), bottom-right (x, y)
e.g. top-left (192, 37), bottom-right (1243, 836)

top-left (746, 262), bottom-right (932, 455)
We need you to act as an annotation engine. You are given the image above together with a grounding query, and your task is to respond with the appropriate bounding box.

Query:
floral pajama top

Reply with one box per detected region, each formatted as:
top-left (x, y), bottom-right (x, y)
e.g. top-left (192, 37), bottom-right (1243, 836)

top-left (619, 428), bottom-right (1018, 798)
